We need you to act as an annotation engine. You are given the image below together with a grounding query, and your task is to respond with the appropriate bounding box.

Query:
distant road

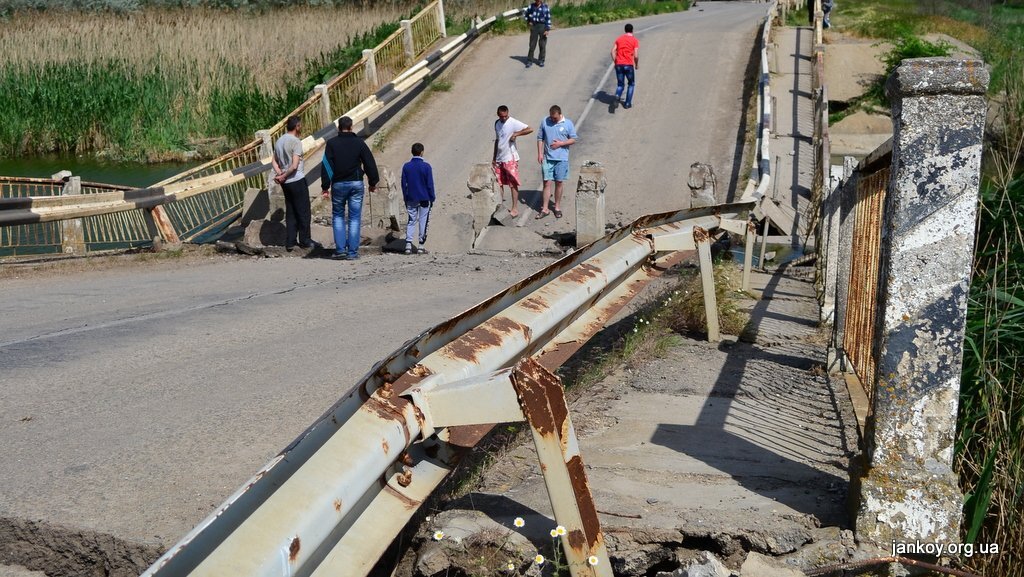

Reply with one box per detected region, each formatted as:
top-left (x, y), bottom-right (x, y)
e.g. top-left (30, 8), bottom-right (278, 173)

top-left (0, 2), bottom-right (767, 572)
top-left (375, 2), bottom-right (766, 252)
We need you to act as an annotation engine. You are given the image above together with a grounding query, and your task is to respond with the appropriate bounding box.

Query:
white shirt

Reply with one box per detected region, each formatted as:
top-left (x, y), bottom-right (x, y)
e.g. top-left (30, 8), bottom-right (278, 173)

top-left (494, 117), bottom-right (529, 163)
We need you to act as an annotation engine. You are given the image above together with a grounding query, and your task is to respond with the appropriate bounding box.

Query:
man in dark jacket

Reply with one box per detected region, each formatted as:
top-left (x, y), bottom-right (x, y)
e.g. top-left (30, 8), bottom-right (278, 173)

top-left (321, 116), bottom-right (379, 260)
top-left (400, 142), bottom-right (435, 255)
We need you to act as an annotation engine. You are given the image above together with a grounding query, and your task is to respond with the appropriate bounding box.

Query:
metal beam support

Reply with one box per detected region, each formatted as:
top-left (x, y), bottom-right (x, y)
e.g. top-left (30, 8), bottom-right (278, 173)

top-left (742, 220), bottom-right (755, 293)
top-left (512, 359), bottom-right (612, 577)
top-left (695, 227), bottom-right (721, 342)
top-left (404, 360), bottom-right (612, 577)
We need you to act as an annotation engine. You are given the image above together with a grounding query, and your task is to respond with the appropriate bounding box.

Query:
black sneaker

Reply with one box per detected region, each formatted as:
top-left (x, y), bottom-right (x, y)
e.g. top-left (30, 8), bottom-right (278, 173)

top-left (526, 61), bottom-right (533, 68)
top-left (538, 60), bottom-right (545, 67)
top-left (298, 240), bottom-right (322, 249)
top-left (330, 253), bottom-right (347, 260)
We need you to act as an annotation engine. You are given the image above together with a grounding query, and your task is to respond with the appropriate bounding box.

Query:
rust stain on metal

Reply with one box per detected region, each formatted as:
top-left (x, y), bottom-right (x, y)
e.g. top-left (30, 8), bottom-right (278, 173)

top-left (409, 364), bottom-right (432, 378)
top-left (567, 455), bottom-right (602, 548)
top-left (446, 317), bottom-right (532, 364)
top-left (363, 395), bottom-right (412, 446)
top-left (693, 226), bottom-right (711, 244)
top-left (289, 537), bottom-right (301, 561)
top-left (334, 499), bottom-right (342, 512)
top-left (383, 485), bottom-right (421, 509)
top-left (400, 452), bottom-right (414, 466)
top-left (382, 439), bottom-right (390, 454)
top-left (561, 262), bottom-right (601, 285)
top-left (393, 370), bottom-right (428, 396)
top-left (447, 423), bottom-right (494, 448)
top-left (378, 381), bottom-right (394, 399)
top-left (520, 296), bottom-right (549, 312)
top-left (567, 529), bottom-right (586, 552)
top-left (396, 469), bottom-right (413, 487)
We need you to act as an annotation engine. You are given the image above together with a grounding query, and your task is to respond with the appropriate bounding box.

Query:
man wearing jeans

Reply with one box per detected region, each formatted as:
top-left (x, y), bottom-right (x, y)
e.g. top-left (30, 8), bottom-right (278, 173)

top-left (524, 0), bottom-right (551, 68)
top-left (320, 116), bottom-right (379, 260)
top-left (535, 105), bottom-right (577, 220)
top-left (611, 23), bottom-right (640, 109)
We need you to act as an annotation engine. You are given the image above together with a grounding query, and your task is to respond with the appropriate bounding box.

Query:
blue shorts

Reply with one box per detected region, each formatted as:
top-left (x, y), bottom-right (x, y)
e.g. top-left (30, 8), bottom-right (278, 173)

top-left (542, 159), bottom-right (569, 182)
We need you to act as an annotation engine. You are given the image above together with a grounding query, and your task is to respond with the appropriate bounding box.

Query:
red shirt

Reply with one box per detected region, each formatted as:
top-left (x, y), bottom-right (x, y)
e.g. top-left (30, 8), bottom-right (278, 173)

top-left (613, 33), bottom-right (639, 66)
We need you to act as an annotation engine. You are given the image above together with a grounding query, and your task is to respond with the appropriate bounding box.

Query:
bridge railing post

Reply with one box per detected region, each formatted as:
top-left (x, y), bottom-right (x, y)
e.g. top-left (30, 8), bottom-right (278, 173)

top-left (314, 84), bottom-right (332, 129)
top-left (54, 171), bottom-right (85, 255)
top-left (436, 0), bottom-right (447, 38)
top-left (855, 58), bottom-right (989, 547)
top-left (400, 20), bottom-right (415, 64)
top-left (363, 49), bottom-right (379, 90)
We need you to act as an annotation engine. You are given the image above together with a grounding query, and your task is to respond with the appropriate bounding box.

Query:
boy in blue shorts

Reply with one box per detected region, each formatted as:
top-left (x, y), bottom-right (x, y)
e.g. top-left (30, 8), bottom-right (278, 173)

top-left (535, 105), bottom-right (578, 219)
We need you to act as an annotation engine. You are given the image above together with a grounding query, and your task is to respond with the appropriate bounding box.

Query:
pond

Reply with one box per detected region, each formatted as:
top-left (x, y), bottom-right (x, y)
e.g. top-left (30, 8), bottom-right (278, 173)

top-left (0, 156), bottom-right (198, 189)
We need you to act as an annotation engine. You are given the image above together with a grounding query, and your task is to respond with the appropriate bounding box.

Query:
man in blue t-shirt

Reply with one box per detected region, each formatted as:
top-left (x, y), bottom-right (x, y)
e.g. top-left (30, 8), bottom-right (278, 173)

top-left (535, 105), bottom-right (578, 219)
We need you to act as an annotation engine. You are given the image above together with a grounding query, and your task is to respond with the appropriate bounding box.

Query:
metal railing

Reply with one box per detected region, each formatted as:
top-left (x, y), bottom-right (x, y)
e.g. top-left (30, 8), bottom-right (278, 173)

top-left (841, 154), bottom-right (889, 399)
top-left (141, 201), bottom-right (755, 577)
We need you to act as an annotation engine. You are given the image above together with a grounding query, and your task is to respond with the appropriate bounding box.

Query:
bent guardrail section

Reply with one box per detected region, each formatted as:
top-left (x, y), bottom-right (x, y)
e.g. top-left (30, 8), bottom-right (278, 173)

top-left (141, 201), bottom-right (755, 577)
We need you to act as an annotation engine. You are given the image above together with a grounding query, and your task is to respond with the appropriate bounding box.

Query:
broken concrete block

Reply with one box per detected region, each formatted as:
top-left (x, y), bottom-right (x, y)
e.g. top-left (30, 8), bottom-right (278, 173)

top-left (740, 552), bottom-right (805, 577)
top-left (688, 162), bottom-right (717, 207)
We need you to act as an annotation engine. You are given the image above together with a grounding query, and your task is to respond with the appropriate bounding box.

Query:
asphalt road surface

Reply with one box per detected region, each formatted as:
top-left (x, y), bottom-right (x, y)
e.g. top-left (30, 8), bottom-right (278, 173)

top-left (0, 2), bottom-right (768, 571)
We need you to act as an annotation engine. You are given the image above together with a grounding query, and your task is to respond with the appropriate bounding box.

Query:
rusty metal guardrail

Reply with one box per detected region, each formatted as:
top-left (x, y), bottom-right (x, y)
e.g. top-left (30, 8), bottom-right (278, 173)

top-left (140, 201), bottom-right (755, 577)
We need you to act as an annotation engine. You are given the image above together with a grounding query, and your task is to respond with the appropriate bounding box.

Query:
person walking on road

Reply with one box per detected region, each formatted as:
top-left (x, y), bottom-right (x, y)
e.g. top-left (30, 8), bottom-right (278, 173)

top-left (612, 23), bottom-right (640, 109)
top-left (401, 142), bottom-right (435, 255)
top-left (493, 105), bottom-right (533, 218)
top-left (524, 0), bottom-right (551, 68)
top-left (536, 105), bottom-right (577, 220)
top-left (320, 116), bottom-right (379, 261)
top-left (273, 116), bottom-right (319, 251)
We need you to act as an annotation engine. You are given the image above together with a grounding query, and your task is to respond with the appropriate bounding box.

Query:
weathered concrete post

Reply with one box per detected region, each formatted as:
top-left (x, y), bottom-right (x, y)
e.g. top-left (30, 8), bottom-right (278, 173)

top-left (363, 49), bottom-right (379, 89)
top-left (54, 171), bottom-right (85, 255)
top-left (313, 84), bottom-right (332, 129)
top-left (436, 0), bottom-right (447, 38)
top-left (468, 164), bottom-right (500, 244)
top-left (687, 162), bottom-right (717, 208)
top-left (255, 129), bottom-right (276, 193)
top-left (855, 58), bottom-right (989, 546)
top-left (575, 161), bottom-right (606, 247)
top-left (820, 156), bottom-right (855, 325)
top-left (401, 20), bottom-right (415, 64)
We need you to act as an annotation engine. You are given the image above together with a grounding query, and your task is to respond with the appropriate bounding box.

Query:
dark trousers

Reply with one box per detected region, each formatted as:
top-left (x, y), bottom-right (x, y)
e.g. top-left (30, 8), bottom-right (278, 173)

top-left (528, 23), bottom-right (547, 63)
top-left (281, 179), bottom-right (312, 248)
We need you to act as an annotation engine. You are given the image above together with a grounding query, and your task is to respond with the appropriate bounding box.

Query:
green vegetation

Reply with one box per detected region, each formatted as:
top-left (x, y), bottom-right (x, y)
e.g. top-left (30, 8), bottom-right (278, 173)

top-left (550, 0), bottom-right (689, 27)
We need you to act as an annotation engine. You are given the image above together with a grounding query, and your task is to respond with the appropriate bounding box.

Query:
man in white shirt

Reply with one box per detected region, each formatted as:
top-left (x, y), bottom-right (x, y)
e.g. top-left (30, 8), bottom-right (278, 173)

top-left (492, 105), bottom-right (533, 218)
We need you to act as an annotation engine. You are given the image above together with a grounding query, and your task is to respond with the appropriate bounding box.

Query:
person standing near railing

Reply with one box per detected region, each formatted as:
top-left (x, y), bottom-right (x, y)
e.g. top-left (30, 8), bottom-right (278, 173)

top-left (321, 116), bottom-right (379, 261)
top-left (524, 0), bottom-right (552, 68)
top-left (536, 105), bottom-right (577, 220)
top-left (273, 116), bottom-right (320, 252)
top-left (611, 23), bottom-right (640, 110)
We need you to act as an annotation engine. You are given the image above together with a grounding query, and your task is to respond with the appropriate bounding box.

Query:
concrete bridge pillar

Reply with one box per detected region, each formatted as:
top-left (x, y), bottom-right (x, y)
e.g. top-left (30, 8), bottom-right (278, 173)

top-left (855, 58), bottom-right (989, 546)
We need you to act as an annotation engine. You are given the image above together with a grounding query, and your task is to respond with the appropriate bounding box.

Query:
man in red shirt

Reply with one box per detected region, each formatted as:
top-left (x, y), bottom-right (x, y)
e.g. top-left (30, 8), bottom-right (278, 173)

top-left (611, 23), bottom-right (640, 109)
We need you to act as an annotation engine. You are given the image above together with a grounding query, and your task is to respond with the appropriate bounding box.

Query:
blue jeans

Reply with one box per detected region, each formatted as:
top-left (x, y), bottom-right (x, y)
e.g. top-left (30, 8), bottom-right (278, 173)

top-left (331, 181), bottom-right (364, 258)
top-left (615, 65), bottom-right (636, 107)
